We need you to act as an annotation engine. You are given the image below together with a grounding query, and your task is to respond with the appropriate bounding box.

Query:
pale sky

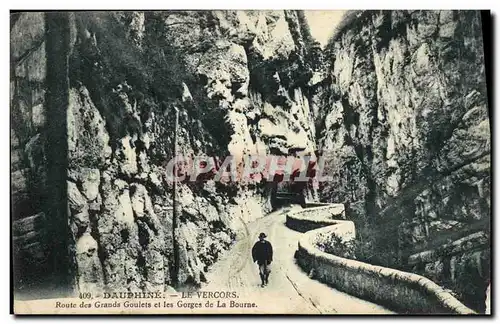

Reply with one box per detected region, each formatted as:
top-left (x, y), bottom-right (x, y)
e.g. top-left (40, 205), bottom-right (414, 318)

top-left (303, 10), bottom-right (346, 47)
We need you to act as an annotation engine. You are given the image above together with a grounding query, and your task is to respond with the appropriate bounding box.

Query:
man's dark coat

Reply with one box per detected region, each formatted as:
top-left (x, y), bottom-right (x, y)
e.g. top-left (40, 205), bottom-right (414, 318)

top-left (252, 240), bottom-right (273, 265)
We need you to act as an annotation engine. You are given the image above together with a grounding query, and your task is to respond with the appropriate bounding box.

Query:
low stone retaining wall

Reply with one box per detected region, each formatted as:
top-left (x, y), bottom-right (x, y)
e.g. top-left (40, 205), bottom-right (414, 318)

top-left (287, 205), bottom-right (476, 314)
top-left (286, 204), bottom-right (345, 232)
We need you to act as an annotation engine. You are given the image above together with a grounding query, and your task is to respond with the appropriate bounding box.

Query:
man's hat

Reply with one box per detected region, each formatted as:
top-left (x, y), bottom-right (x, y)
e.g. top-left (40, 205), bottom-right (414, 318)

top-left (259, 232), bottom-right (267, 239)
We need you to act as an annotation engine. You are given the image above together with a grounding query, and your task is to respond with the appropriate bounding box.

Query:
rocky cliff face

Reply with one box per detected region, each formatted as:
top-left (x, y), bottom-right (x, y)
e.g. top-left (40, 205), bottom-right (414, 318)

top-left (11, 12), bottom-right (57, 296)
top-left (12, 10), bottom-right (320, 295)
top-left (316, 10), bottom-right (490, 311)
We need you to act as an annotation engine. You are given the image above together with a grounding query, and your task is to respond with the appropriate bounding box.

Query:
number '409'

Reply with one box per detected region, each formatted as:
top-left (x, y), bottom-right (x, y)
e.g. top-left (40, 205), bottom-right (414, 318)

top-left (79, 292), bottom-right (92, 299)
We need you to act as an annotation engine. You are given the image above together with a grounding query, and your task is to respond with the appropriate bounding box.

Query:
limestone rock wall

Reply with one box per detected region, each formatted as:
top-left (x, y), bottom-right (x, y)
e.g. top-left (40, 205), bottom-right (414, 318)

top-left (12, 10), bottom-right (321, 295)
top-left (67, 10), bottom-right (320, 293)
top-left (316, 10), bottom-right (490, 311)
top-left (11, 12), bottom-right (51, 295)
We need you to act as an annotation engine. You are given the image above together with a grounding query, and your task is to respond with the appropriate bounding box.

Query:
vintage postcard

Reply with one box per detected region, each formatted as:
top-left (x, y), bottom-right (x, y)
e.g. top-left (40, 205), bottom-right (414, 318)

top-left (11, 10), bottom-right (491, 315)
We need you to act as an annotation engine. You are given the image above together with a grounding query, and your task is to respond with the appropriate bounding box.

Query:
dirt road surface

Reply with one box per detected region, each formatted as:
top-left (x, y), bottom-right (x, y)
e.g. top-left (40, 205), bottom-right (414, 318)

top-left (203, 206), bottom-right (395, 314)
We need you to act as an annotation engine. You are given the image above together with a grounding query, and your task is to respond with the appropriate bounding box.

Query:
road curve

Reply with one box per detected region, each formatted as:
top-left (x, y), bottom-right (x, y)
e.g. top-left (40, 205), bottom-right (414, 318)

top-left (202, 206), bottom-right (395, 314)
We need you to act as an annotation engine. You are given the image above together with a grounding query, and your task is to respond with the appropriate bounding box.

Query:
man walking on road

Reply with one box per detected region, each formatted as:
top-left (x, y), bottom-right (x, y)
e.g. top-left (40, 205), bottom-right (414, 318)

top-left (252, 232), bottom-right (273, 287)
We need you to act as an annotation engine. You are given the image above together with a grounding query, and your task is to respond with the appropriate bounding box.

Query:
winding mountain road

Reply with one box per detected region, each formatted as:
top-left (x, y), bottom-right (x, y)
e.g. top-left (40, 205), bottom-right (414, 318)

top-left (203, 206), bottom-right (394, 314)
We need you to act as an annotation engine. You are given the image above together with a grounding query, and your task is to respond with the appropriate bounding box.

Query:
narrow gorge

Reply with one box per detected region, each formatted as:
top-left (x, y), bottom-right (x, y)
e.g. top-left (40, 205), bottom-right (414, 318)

top-left (11, 10), bottom-right (490, 313)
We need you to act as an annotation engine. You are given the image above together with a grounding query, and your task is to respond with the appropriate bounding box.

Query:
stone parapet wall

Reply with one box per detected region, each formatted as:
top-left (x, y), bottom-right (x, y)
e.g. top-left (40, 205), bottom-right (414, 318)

top-left (288, 204), bottom-right (475, 314)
